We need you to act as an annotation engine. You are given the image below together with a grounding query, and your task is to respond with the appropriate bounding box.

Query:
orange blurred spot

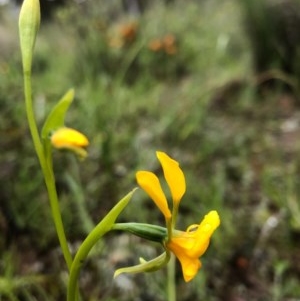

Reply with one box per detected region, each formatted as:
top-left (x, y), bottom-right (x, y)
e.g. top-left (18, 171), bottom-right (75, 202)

top-left (163, 34), bottom-right (177, 55)
top-left (108, 21), bottom-right (138, 49)
top-left (148, 34), bottom-right (177, 55)
top-left (148, 39), bottom-right (163, 52)
top-left (119, 21), bottom-right (138, 43)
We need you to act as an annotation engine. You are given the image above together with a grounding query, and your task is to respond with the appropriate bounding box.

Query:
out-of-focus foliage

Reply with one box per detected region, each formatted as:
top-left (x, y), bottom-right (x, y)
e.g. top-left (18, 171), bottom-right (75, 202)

top-left (1, 0), bottom-right (300, 300)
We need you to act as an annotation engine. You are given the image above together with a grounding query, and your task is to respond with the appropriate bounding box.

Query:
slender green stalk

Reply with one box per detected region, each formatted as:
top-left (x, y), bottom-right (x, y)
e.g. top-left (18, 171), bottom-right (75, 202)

top-left (23, 71), bottom-right (73, 271)
top-left (43, 161), bottom-right (73, 270)
top-left (171, 202), bottom-right (179, 230)
top-left (23, 72), bottom-right (44, 164)
top-left (20, 0), bottom-right (72, 271)
top-left (167, 254), bottom-right (176, 301)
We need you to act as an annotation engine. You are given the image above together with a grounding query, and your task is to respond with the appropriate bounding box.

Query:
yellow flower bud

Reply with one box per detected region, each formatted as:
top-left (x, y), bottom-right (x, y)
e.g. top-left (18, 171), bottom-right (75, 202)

top-left (51, 127), bottom-right (89, 159)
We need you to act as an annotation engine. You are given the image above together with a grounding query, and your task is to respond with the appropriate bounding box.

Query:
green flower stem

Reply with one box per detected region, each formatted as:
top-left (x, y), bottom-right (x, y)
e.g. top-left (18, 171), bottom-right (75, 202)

top-left (166, 216), bottom-right (173, 242)
top-left (168, 201), bottom-right (177, 300)
top-left (23, 72), bottom-right (44, 164)
top-left (167, 254), bottom-right (176, 301)
top-left (23, 71), bottom-right (73, 271)
top-left (171, 202), bottom-right (179, 230)
top-left (67, 189), bottom-right (136, 301)
top-left (43, 159), bottom-right (73, 271)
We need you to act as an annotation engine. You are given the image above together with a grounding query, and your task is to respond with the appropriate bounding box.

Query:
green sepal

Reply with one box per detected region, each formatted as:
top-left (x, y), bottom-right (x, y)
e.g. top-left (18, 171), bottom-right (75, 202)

top-left (41, 89), bottom-right (74, 140)
top-left (112, 223), bottom-right (167, 243)
top-left (114, 251), bottom-right (170, 278)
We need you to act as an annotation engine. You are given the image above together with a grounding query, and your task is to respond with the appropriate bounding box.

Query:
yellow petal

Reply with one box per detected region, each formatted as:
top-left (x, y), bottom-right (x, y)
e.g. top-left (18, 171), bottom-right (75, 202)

top-left (166, 211), bottom-right (220, 282)
top-left (197, 211), bottom-right (220, 237)
top-left (181, 258), bottom-right (202, 282)
top-left (167, 238), bottom-right (202, 282)
top-left (169, 230), bottom-right (195, 249)
top-left (51, 127), bottom-right (89, 149)
top-left (156, 151), bottom-right (186, 205)
top-left (190, 211), bottom-right (220, 257)
top-left (136, 171), bottom-right (171, 219)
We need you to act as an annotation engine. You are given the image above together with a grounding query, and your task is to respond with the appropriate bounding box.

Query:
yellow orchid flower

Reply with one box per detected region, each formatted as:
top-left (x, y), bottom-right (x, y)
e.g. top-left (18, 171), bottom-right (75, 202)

top-left (136, 151), bottom-right (220, 282)
top-left (167, 211), bottom-right (220, 282)
top-left (50, 127), bottom-right (89, 158)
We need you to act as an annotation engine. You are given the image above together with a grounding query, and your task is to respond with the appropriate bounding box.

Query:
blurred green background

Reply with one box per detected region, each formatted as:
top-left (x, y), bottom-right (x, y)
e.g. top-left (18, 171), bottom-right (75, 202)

top-left (1, 0), bottom-right (300, 300)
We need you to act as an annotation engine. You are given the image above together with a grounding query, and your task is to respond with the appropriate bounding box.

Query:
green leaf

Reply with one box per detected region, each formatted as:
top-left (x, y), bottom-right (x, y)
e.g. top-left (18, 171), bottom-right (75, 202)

top-left (41, 89), bottom-right (74, 139)
top-left (99, 188), bottom-right (138, 231)
top-left (67, 188), bottom-right (137, 301)
top-left (74, 188), bottom-right (138, 262)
